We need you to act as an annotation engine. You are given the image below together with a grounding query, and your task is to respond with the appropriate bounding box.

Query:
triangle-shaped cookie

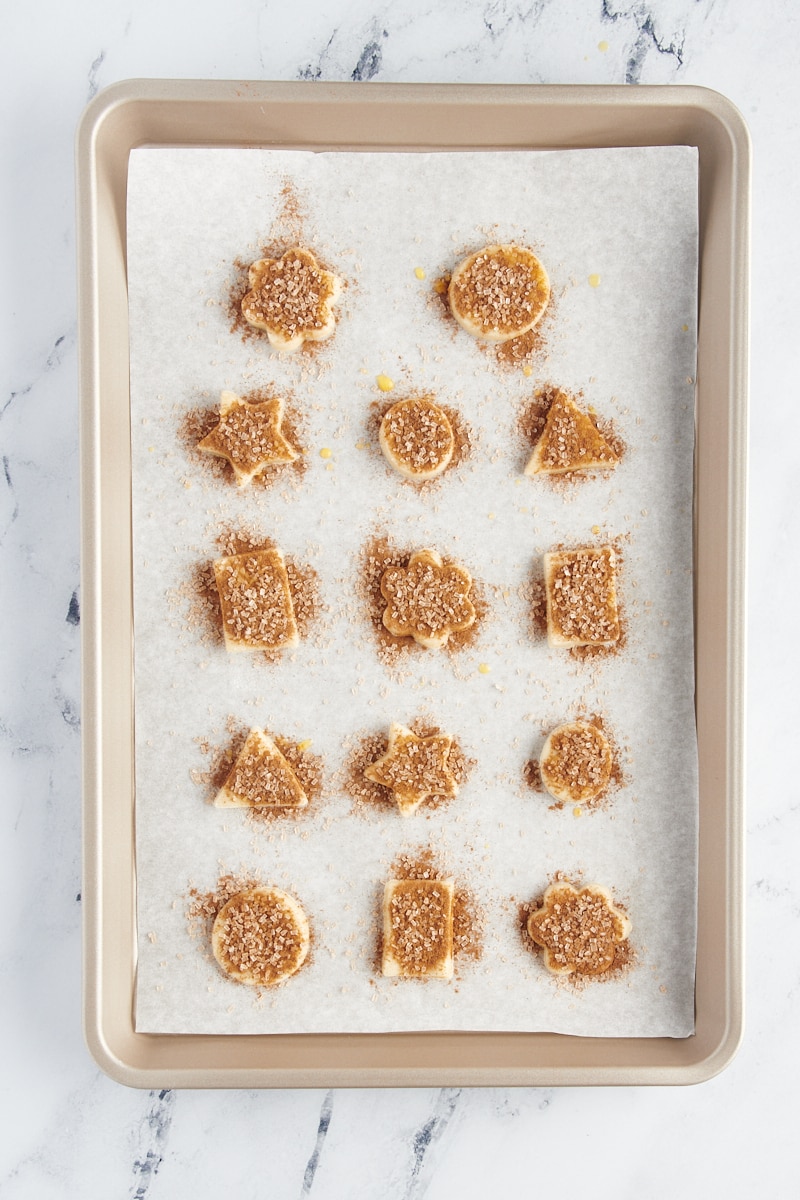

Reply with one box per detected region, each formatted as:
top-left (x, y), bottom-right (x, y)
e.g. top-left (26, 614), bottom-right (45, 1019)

top-left (215, 729), bottom-right (308, 808)
top-left (525, 389), bottom-right (618, 476)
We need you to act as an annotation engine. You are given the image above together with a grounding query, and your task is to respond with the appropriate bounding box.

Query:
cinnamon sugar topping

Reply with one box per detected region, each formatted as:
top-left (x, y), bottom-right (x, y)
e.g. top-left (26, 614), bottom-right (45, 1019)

top-left (544, 545), bottom-right (620, 648)
top-left (241, 247), bottom-right (341, 352)
top-left (211, 886), bottom-right (310, 986)
top-left (526, 881), bottom-right (631, 977)
top-left (378, 396), bottom-right (455, 481)
top-left (539, 721), bottom-right (613, 807)
top-left (448, 244), bottom-right (550, 342)
top-left (213, 547), bottom-right (298, 651)
top-left (382, 878), bottom-right (455, 978)
top-left (215, 728), bottom-right (308, 809)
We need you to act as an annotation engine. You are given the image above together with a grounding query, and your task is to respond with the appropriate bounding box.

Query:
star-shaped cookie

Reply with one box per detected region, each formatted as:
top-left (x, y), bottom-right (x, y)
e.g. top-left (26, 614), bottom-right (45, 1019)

top-left (380, 549), bottom-right (476, 649)
top-left (241, 247), bottom-right (342, 352)
top-left (198, 391), bottom-right (298, 486)
top-left (526, 881), bottom-right (631, 976)
top-left (364, 722), bottom-right (459, 816)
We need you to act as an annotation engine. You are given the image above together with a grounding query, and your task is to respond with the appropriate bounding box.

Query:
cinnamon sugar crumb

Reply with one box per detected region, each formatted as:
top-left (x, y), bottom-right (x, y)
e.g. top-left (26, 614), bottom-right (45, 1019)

top-left (188, 872), bottom-right (260, 933)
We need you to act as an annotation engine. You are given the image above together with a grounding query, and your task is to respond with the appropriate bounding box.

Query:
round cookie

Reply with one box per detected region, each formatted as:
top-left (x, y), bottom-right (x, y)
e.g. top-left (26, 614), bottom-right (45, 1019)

top-left (539, 720), bottom-right (613, 805)
top-left (211, 886), bottom-right (310, 985)
top-left (379, 396), bottom-right (455, 481)
top-left (448, 243), bottom-right (549, 342)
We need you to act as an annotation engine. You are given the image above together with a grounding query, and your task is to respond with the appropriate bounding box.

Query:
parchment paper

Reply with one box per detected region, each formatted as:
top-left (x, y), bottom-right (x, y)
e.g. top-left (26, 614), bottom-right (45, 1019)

top-left (128, 146), bottom-right (698, 1037)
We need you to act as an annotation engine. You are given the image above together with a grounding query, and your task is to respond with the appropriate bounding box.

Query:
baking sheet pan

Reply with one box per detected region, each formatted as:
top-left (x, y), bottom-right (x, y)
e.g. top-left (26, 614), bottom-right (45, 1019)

top-left (77, 80), bottom-right (748, 1086)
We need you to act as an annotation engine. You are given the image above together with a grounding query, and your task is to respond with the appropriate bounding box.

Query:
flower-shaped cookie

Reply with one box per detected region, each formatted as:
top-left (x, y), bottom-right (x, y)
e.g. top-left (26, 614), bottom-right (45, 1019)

top-left (241, 247), bottom-right (342, 352)
top-left (364, 722), bottom-right (458, 816)
top-left (526, 881), bottom-right (631, 976)
top-left (380, 549), bottom-right (476, 649)
top-left (198, 391), bottom-right (298, 486)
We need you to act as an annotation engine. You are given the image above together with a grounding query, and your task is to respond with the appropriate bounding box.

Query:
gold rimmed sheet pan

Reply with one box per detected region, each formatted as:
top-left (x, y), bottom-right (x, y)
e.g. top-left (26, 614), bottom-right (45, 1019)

top-left (77, 80), bottom-right (748, 1087)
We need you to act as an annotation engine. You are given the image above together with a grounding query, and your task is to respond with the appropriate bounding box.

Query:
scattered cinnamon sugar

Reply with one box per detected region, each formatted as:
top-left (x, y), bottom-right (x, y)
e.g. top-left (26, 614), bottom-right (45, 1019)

top-left (344, 731), bottom-right (391, 811)
top-left (228, 255), bottom-right (268, 344)
top-left (178, 391), bottom-right (307, 488)
top-left (192, 721), bottom-right (249, 794)
top-left (594, 414), bottom-right (626, 462)
top-left (494, 324), bottom-right (548, 366)
top-left (518, 390), bottom-right (553, 448)
top-left (216, 528), bottom-right (275, 558)
top-left (522, 570), bottom-right (548, 641)
top-left (452, 881), bottom-right (484, 965)
top-left (523, 758), bottom-right (543, 792)
top-left (284, 559), bottom-right (323, 640)
top-left (226, 179), bottom-right (342, 355)
top-left (187, 871), bottom-right (261, 936)
top-left (186, 559), bottom-right (226, 647)
top-left (430, 274), bottom-right (454, 322)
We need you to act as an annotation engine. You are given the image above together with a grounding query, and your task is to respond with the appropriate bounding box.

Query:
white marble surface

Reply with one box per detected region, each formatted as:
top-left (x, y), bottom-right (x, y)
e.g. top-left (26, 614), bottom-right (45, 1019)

top-left (0, 0), bottom-right (796, 1194)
